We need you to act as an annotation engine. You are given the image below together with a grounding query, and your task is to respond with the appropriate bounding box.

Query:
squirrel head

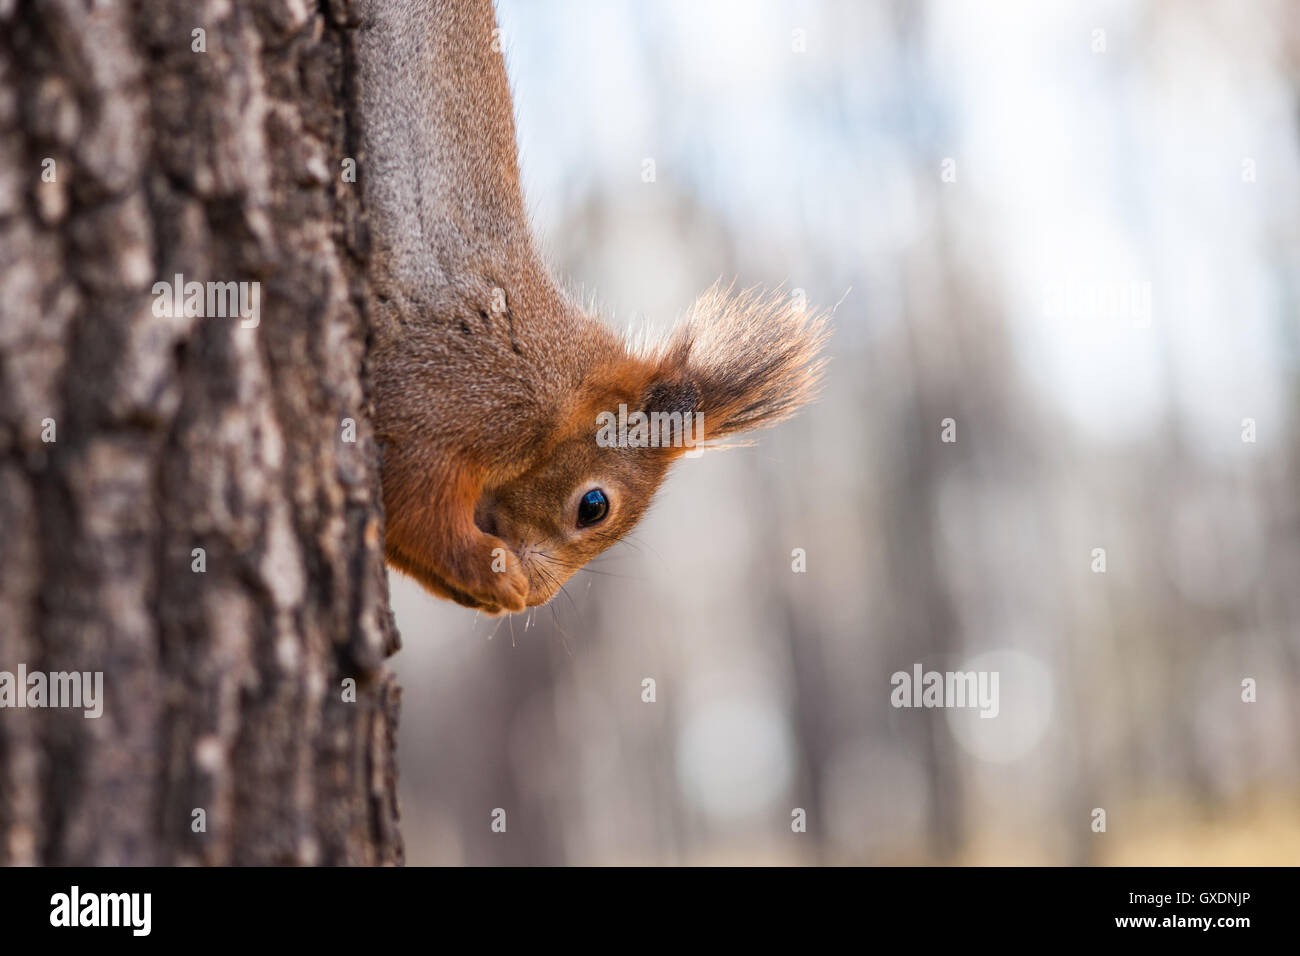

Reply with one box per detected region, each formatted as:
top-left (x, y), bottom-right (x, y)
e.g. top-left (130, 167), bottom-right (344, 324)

top-left (477, 285), bottom-right (828, 608)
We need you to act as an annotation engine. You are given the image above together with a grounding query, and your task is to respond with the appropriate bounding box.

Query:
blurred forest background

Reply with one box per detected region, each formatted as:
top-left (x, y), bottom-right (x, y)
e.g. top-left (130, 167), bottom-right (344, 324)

top-left (390, 0), bottom-right (1300, 864)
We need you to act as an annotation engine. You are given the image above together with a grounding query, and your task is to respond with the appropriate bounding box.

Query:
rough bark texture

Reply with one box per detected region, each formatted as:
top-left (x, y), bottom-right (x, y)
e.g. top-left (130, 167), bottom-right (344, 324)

top-left (0, 0), bottom-right (402, 864)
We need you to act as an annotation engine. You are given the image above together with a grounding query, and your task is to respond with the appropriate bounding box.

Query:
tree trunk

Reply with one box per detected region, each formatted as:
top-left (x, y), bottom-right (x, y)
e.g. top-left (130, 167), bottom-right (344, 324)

top-left (0, 0), bottom-right (402, 865)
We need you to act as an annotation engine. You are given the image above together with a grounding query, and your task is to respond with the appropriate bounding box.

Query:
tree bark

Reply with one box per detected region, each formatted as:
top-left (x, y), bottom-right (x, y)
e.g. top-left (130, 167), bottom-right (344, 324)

top-left (0, 0), bottom-right (402, 864)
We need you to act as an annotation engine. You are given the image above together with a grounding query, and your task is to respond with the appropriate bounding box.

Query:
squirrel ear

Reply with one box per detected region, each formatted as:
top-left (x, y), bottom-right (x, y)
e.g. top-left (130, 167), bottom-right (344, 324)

top-left (647, 284), bottom-right (828, 443)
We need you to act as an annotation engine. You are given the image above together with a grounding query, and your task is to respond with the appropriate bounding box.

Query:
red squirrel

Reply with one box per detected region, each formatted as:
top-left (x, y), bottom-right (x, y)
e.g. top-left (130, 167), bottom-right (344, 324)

top-left (355, 0), bottom-right (827, 614)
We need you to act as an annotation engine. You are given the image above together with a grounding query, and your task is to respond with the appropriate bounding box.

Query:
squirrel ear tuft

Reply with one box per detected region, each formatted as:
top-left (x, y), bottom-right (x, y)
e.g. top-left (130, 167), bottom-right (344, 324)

top-left (640, 379), bottom-right (700, 419)
top-left (645, 283), bottom-right (829, 443)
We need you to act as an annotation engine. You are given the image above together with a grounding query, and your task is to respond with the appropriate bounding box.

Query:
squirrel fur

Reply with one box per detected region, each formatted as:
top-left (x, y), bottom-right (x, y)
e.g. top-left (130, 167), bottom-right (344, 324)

top-left (356, 0), bottom-right (827, 614)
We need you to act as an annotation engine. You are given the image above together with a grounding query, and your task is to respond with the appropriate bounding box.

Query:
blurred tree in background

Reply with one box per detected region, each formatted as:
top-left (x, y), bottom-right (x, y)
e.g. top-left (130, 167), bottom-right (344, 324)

top-left (393, 0), bottom-right (1300, 865)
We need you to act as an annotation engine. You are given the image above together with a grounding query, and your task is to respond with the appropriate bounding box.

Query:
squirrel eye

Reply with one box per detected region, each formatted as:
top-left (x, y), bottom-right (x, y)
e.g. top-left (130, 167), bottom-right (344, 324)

top-left (577, 488), bottom-right (609, 527)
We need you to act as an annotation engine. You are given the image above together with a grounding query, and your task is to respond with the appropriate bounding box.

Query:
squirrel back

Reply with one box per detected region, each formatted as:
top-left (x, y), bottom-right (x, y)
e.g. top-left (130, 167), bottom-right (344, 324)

top-left (356, 0), bottom-right (827, 613)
